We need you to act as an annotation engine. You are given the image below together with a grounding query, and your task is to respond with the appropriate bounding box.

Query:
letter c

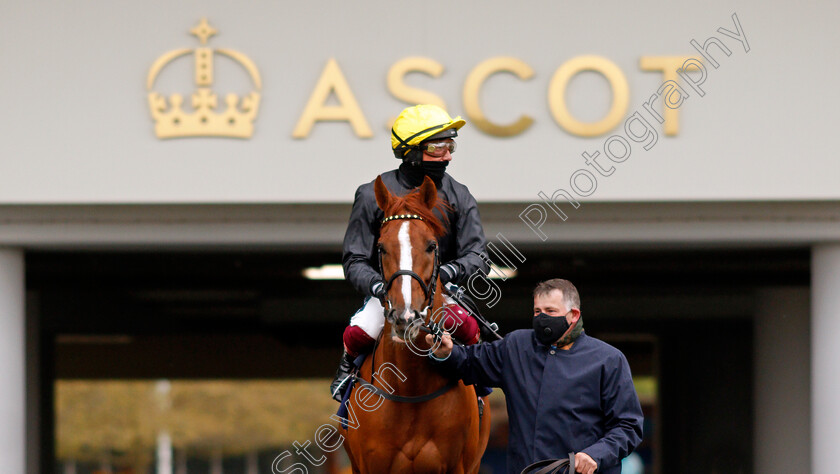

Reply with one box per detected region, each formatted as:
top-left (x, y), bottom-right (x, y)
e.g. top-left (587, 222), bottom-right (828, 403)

top-left (463, 57), bottom-right (535, 137)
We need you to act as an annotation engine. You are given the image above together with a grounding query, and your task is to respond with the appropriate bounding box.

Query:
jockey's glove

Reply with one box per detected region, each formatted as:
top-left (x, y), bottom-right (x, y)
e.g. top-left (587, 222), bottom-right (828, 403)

top-left (371, 281), bottom-right (386, 301)
top-left (439, 262), bottom-right (459, 284)
top-left (443, 281), bottom-right (465, 298)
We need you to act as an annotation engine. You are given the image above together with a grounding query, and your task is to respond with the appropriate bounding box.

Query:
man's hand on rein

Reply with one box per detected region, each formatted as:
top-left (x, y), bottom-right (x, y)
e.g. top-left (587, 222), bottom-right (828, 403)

top-left (574, 452), bottom-right (598, 474)
top-left (425, 330), bottom-right (453, 360)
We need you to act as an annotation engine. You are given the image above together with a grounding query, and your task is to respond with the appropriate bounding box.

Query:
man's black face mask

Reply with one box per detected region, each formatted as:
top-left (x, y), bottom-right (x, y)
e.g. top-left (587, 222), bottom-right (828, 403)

top-left (532, 312), bottom-right (571, 346)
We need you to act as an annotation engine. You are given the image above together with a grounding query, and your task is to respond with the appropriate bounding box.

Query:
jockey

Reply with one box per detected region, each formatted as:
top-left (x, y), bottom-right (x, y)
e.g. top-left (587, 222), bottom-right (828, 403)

top-left (331, 104), bottom-right (490, 401)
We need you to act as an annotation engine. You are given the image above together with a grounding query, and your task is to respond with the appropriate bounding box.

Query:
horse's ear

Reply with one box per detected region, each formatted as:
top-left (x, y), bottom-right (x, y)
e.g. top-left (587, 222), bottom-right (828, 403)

top-left (419, 175), bottom-right (438, 210)
top-left (374, 175), bottom-right (392, 212)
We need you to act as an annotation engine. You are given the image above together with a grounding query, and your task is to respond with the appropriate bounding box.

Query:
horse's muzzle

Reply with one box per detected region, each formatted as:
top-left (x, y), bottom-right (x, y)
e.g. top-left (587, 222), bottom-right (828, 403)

top-left (387, 308), bottom-right (424, 342)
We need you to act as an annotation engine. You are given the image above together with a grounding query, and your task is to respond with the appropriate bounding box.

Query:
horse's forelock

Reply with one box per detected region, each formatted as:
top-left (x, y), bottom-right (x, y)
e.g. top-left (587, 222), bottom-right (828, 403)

top-left (383, 189), bottom-right (449, 238)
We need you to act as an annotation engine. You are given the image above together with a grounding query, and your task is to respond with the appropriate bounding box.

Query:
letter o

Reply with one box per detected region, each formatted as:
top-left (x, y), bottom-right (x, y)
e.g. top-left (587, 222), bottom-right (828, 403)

top-left (570, 169), bottom-right (598, 197)
top-left (548, 55), bottom-right (630, 137)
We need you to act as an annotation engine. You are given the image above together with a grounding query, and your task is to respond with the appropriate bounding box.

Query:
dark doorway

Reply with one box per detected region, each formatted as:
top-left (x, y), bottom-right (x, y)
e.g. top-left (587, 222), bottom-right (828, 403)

top-left (28, 248), bottom-right (808, 473)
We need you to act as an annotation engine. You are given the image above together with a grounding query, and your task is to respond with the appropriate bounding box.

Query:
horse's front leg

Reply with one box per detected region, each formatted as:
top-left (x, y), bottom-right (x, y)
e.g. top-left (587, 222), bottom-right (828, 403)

top-left (449, 464), bottom-right (467, 474)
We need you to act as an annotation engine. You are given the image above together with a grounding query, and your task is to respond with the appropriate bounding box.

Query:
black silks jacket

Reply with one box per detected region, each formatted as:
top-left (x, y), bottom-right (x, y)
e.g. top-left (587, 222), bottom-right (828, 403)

top-left (342, 169), bottom-right (489, 297)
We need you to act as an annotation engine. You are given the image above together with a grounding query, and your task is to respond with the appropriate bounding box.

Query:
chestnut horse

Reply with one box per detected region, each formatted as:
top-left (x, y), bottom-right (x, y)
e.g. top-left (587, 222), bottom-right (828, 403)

top-left (339, 175), bottom-right (491, 474)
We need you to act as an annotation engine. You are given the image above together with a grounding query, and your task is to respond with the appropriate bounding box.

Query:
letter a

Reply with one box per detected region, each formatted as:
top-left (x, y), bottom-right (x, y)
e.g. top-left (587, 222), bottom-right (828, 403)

top-left (293, 58), bottom-right (373, 138)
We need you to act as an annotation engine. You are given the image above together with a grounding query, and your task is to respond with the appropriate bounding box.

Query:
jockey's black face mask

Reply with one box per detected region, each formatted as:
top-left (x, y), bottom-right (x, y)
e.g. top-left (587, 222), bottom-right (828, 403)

top-left (421, 160), bottom-right (448, 184)
top-left (532, 312), bottom-right (571, 346)
top-left (399, 160), bottom-right (448, 187)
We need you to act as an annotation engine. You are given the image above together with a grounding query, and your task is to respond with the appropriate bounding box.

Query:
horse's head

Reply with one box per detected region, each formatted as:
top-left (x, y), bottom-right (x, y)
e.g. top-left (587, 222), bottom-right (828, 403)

top-left (374, 175), bottom-right (448, 342)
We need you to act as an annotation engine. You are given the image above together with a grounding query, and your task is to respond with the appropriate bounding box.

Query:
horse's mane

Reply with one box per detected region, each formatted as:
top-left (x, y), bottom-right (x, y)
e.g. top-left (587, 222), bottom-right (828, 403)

top-left (382, 188), bottom-right (450, 238)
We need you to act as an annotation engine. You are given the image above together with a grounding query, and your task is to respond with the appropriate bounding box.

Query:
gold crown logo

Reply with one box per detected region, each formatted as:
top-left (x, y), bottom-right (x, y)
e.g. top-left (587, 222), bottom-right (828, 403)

top-left (146, 19), bottom-right (262, 139)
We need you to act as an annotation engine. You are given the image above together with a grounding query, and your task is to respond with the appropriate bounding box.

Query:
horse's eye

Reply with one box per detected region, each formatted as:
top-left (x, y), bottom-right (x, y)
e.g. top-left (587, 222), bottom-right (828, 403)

top-left (378, 244), bottom-right (386, 254)
top-left (426, 242), bottom-right (437, 253)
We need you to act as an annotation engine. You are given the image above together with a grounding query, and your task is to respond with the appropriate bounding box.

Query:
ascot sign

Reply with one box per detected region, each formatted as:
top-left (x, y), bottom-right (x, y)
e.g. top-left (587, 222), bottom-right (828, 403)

top-left (148, 19), bottom-right (713, 140)
top-left (293, 55), bottom-right (700, 140)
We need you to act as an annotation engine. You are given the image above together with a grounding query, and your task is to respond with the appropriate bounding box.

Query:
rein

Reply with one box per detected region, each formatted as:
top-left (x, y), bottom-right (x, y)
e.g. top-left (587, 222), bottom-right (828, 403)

top-left (355, 375), bottom-right (458, 403)
top-left (377, 213), bottom-right (440, 316)
top-left (378, 213), bottom-right (503, 342)
top-left (520, 453), bottom-right (576, 474)
top-left (357, 329), bottom-right (458, 404)
top-left (356, 212), bottom-right (454, 403)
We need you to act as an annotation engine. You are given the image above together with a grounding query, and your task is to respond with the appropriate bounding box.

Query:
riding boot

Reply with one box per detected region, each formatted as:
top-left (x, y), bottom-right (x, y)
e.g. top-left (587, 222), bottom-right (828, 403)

top-left (329, 350), bottom-right (356, 402)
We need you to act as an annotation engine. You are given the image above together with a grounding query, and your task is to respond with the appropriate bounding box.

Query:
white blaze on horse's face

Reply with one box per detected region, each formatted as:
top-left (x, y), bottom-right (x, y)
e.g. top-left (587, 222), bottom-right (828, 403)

top-left (398, 221), bottom-right (413, 321)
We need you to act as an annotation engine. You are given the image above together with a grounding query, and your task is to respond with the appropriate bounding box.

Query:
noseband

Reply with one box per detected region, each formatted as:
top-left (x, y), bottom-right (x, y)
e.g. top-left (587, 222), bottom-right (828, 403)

top-left (352, 213), bottom-right (460, 405)
top-left (378, 213), bottom-right (440, 315)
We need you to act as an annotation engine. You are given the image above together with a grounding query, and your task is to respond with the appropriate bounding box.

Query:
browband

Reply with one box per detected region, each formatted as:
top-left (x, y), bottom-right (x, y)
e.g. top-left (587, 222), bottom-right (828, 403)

top-left (381, 214), bottom-right (425, 224)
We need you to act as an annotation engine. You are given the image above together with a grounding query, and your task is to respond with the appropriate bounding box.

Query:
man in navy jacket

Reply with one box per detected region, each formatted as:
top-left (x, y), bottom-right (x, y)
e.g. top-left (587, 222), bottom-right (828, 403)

top-left (426, 279), bottom-right (643, 474)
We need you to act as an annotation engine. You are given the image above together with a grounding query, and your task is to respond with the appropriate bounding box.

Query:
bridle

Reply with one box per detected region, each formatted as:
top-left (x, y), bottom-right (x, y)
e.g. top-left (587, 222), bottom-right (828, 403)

top-left (377, 213), bottom-right (440, 317)
top-left (339, 212), bottom-right (462, 406)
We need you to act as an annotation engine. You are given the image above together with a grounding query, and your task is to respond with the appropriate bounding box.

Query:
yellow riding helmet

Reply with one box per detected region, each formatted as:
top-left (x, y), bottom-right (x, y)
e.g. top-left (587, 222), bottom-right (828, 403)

top-left (391, 104), bottom-right (466, 158)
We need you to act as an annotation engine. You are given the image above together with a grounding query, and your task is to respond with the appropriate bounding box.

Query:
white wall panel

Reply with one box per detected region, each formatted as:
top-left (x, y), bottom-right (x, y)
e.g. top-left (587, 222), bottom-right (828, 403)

top-left (0, 1), bottom-right (836, 203)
